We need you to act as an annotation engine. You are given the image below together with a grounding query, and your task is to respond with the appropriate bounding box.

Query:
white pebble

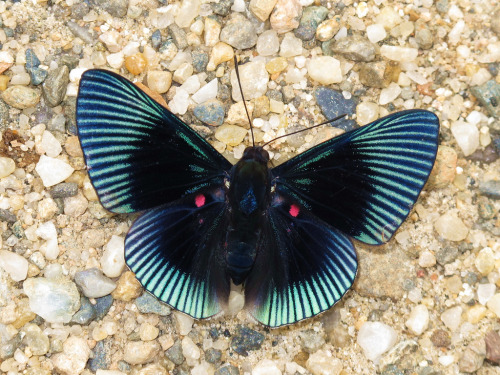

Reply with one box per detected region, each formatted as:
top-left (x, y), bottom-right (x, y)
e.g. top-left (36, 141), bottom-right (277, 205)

top-left (174, 311), bottom-right (194, 335)
top-left (405, 304), bottom-right (429, 335)
top-left (228, 289), bottom-right (245, 315)
top-left (168, 88), bottom-right (190, 115)
top-left (51, 336), bottom-right (91, 375)
top-left (379, 82), bottom-right (401, 105)
top-left (440, 306), bottom-right (462, 331)
top-left (448, 20), bottom-right (464, 45)
top-left (35, 155), bottom-right (74, 187)
top-left (357, 322), bottom-right (397, 362)
top-left (306, 350), bottom-right (343, 375)
top-left (0, 50), bottom-right (14, 63)
top-left (192, 78), bottom-right (218, 104)
top-left (366, 24), bottom-right (386, 43)
top-left (99, 31), bottom-right (121, 52)
top-left (101, 235), bottom-right (125, 278)
top-left (451, 121), bottom-right (479, 156)
top-left (307, 56), bottom-right (342, 85)
top-left (380, 45), bottom-right (418, 62)
top-left (230, 60), bottom-right (269, 101)
top-left (477, 283), bottom-right (496, 305)
top-left (180, 75), bottom-right (201, 95)
top-left (41, 131), bottom-right (62, 157)
top-left (279, 33), bottom-right (303, 58)
top-left (36, 221), bottom-right (59, 260)
top-left (0, 157), bottom-right (15, 178)
top-left (257, 30), bottom-right (280, 56)
top-left (106, 52), bottom-right (124, 69)
top-left (0, 250), bottom-right (29, 281)
top-left (182, 336), bottom-right (201, 361)
top-left (356, 101), bottom-right (379, 125)
top-left (418, 250), bottom-right (436, 268)
top-left (252, 359), bottom-right (282, 375)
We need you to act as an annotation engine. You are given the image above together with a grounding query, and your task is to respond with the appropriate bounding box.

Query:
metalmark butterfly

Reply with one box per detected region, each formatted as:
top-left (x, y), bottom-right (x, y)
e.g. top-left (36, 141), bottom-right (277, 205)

top-left (76, 68), bottom-right (439, 327)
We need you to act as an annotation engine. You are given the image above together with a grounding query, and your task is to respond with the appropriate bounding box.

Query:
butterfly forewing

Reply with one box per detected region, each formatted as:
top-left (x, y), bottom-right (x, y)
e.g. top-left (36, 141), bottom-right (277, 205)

top-left (272, 110), bottom-right (439, 245)
top-left (125, 189), bottom-right (230, 319)
top-left (76, 69), bottom-right (232, 213)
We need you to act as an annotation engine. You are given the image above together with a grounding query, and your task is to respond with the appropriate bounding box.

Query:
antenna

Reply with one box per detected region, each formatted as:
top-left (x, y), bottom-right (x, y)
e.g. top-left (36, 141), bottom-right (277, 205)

top-left (261, 113), bottom-right (347, 148)
top-left (233, 56), bottom-right (255, 147)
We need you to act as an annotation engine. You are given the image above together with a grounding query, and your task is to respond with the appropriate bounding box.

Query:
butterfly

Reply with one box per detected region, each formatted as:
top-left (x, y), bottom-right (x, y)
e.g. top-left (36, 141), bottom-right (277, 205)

top-left (76, 69), bottom-right (439, 327)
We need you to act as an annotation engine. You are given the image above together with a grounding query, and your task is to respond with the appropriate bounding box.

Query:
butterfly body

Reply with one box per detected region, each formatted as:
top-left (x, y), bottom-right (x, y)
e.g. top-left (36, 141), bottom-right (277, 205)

top-left (77, 69), bottom-right (440, 327)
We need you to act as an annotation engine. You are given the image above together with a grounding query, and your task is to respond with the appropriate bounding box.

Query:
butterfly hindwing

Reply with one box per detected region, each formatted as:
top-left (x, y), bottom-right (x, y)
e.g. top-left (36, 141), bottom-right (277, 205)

top-left (77, 69), bottom-right (232, 213)
top-left (245, 194), bottom-right (357, 327)
top-left (272, 109), bottom-right (439, 245)
top-left (125, 188), bottom-right (230, 319)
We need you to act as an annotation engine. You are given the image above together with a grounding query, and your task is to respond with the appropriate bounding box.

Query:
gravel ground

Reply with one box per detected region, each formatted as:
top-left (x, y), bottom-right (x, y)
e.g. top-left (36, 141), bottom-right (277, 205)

top-left (0, 0), bottom-right (499, 374)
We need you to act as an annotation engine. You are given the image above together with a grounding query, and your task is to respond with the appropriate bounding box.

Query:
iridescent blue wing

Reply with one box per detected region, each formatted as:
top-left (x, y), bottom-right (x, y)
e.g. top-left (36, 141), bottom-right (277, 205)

top-left (125, 188), bottom-right (230, 319)
top-left (245, 194), bottom-right (357, 327)
top-left (271, 110), bottom-right (439, 245)
top-left (77, 69), bottom-right (232, 213)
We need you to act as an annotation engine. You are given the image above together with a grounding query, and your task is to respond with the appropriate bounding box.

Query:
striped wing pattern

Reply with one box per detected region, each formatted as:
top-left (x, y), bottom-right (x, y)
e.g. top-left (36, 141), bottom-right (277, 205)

top-left (245, 198), bottom-right (357, 327)
top-left (125, 190), bottom-right (230, 319)
top-left (272, 110), bottom-right (439, 245)
top-left (77, 69), bottom-right (231, 213)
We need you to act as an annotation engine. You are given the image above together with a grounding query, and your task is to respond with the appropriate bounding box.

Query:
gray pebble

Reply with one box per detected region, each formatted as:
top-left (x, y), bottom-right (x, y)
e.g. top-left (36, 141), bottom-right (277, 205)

top-left (151, 30), bottom-right (162, 50)
top-left (294, 6), bottom-right (328, 41)
top-left (89, 338), bottom-right (112, 372)
top-left (48, 113), bottom-right (66, 133)
top-left (479, 180), bottom-right (500, 199)
top-left (25, 48), bottom-right (40, 70)
top-left (135, 292), bottom-right (171, 316)
top-left (22, 329), bottom-right (50, 356)
top-left (168, 23), bottom-right (188, 50)
top-left (192, 50), bottom-right (209, 73)
top-left (0, 332), bottom-right (21, 360)
top-left (470, 80), bottom-right (500, 118)
top-left (194, 99), bottom-right (225, 126)
top-left (66, 21), bottom-right (95, 45)
top-left (359, 61), bottom-right (387, 88)
top-left (74, 268), bottom-right (117, 298)
top-left (71, 296), bottom-right (97, 325)
top-left (205, 348), bottom-right (222, 364)
top-left (299, 329), bottom-right (325, 353)
top-left (59, 54), bottom-right (80, 70)
top-left (43, 65), bottom-right (70, 107)
top-left (93, 0), bottom-right (129, 18)
top-left (436, 0), bottom-right (448, 13)
top-left (331, 35), bottom-right (376, 62)
top-left (266, 89), bottom-right (283, 102)
top-left (281, 86), bottom-right (295, 104)
top-left (29, 68), bottom-right (48, 86)
top-left (71, 2), bottom-right (90, 19)
top-left (314, 87), bottom-right (357, 131)
top-left (0, 209), bottom-right (17, 223)
top-left (165, 340), bottom-right (184, 365)
top-left (215, 365), bottom-right (240, 375)
top-left (95, 295), bottom-right (114, 320)
top-left (220, 14), bottom-right (257, 50)
top-left (50, 183), bottom-right (78, 199)
top-left (212, 0), bottom-right (233, 16)
top-left (0, 99), bottom-right (9, 130)
top-left (415, 28), bottom-right (434, 49)
top-left (230, 325), bottom-right (264, 356)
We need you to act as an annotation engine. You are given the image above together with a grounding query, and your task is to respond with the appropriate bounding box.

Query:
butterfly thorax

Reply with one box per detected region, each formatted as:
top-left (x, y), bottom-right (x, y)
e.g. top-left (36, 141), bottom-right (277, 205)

top-left (225, 147), bottom-right (271, 285)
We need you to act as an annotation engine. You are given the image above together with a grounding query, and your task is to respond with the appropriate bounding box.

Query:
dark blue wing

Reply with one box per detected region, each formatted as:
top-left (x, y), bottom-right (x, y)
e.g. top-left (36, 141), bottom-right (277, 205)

top-left (77, 69), bottom-right (232, 213)
top-left (125, 188), bottom-right (230, 319)
top-left (244, 194), bottom-right (357, 327)
top-left (271, 110), bottom-right (439, 245)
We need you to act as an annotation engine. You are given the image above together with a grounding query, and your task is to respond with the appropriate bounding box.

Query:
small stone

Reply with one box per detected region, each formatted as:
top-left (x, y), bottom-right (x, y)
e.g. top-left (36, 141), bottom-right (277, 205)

top-left (231, 325), bottom-right (265, 356)
top-left (125, 53), bottom-right (148, 75)
top-left (192, 50), bottom-right (209, 73)
top-left (67, 21), bottom-right (95, 44)
top-left (0, 157), bottom-right (15, 178)
top-left (112, 271), bottom-right (142, 301)
top-left (231, 60), bottom-right (269, 101)
top-left (250, 0), bottom-right (278, 22)
top-left (35, 221), bottom-right (59, 260)
top-left (470, 80), bottom-right (500, 118)
top-left (300, 329), bottom-right (325, 353)
top-left (307, 56), bottom-right (342, 84)
top-left (207, 42), bottom-right (234, 72)
top-left (405, 305), bottom-right (429, 335)
top-left (211, 0), bottom-right (232, 15)
top-left (94, 0), bottom-right (129, 18)
top-left (485, 331), bottom-right (500, 364)
top-left (314, 87), bottom-right (357, 131)
top-left (418, 250), bottom-right (436, 268)
top-left (123, 341), bottom-right (160, 365)
top-left (315, 18), bottom-right (340, 42)
top-left (357, 322), bottom-right (397, 361)
top-left (64, 135), bottom-right (83, 156)
top-left (71, 297), bottom-right (97, 325)
top-left (359, 61), bottom-right (388, 88)
top-left (479, 180), bottom-right (500, 200)
top-left (89, 338), bottom-right (113, 372)
top-left (95, 295), bottom-right (114, 320)
top-left (265, 57), bottom-right (288, 75)
top-left (43, 66), bottom-right (69, 107)
top-left (106, 52), bottom-right (124, 69)
top-left (23, 277), bottom-right (80, 323)
top-left (227, 101), bottom-right (254, 127)
top-left (477, 284), bottom-right (496, 305)
top-left (63, 192), bottom-right (88, 217)
top-left (427, 146), bottom-right (457, 189)
top-left (256, 30), bottom-right (280, 56)
top-left (252, 359), bottom-right (281, 375)
top-left (451, 121), bottom-right (480, 156)
top-left (440, 306), bottom-right (462, 331)
top-left (40, 130), bottom-right (62, 157)
top-left (415, 28), bottom-right (433, 49)
top-left (434, 213), bottom-right (469, 241)
top-left (205, 348), bottom-right (222, 364)
top-left (147, 71), bottom-right (172, 94)
top-left (74, 268), bottom-right (117, 298)
top-left (175, 0), bottom-right (200, 28)
top-left (431, 329), bottom-right (450, 348)
top-left (136, 292), bottom-right (170, 316)
top-left (0, 250), bottom-right (29, 281)
top-left (380, 45), bottom-right (418, 62)
top-left (168, 23), bottom-right (188, 50)
top-left (295, 6), bottom-right (328, 41)
top-left (173, 63), bottom-right (194, 84)
top-left (475, 248), bottom-right (495, 276)
top-left (2, 85), bottom-right (40, 109)
top-left (204, 18), bottom-right (221, 47)
top-left (366, 24), bottom-right (387, 43)
top-left (169, 88), bottom-right (189, 114)
top-left (376, 7), bottom-right (402, 30)
top-left (279, 32), bottom-right (303, 57)
top-left (306, 350), bottom-right (343, 375)
top-left (194, 99), bottom-right (225, 126)
top-left (215, 124), bottom-right (247, 146)
top-left (174, 311), bottom-right (194, 335)
top-left (356, 102), bottom-right (379, 125)
top-left (165, 340), bottom-right (184, 365)
top-left (253, 96), bottom-right (270, 118)
top-left (52, 336), bottom-right (91, 375)
top-left (487, 294), bottom-right (500, 318)
top-left (182, 336), bottom-right (200, 361)
top-left (270, 0), bottom-right (302, 34)
top-left (140, 323), bottom-right (159, 341)
top-left (101, 235), bottom-right (125, 278)
top-left (220, 14), bottom-right (257, 49)
top-left (331, 35), bottom-right (376, 62)
top-left (379, 82), bottom-right (402, 105)
top-left (459, 338), bottom-right (486, 373)
top-left (151, 30), bottom-right (162, 50)
top-left (50, 182), bottom-right (78, 199)
top-left (0, 208), bottom-right (16, 223)
top-left (436, 247), bottom-right (459, 265)
top-left (23, 325), bottom-right (50, 356)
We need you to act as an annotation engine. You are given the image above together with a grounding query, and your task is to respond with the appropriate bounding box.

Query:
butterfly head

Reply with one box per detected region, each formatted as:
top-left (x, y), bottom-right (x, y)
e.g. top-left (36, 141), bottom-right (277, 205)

top-left (241, 146), bottom-right (269, 165)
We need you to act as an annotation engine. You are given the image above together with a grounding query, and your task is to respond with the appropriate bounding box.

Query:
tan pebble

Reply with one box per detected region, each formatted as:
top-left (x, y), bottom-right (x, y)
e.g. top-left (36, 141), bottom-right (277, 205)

top-left (427, 146), bottom-right (457, 189)
top-left (253, 96), bottom-right (270, 118)
top-left (147, 71), bottom-right (172, 94)
top-left (316, 18), bottom-right (341, 42)
top-left (64, 136), bottom-right (83, 157)
top-left (204, 17), bottom-right (221, 47)
top-left (476, 248), bottom-right (495, 276)
top-left (227, 101), bottom-right (254, 127)
top-left (135, 82), bottom-right (168, 109)
top-left (0, 75), bottom-right (9, 90)
top-left (250, 0), bottom-right (278, 22)
top-left (125, 53), bottom-right (148, 75)
top-left (265, 57), bottom-right (288, 74)
top-left (215, 124), bottom-right (248, 146)
top-left (207, 42), bottom-right (233, 72)
top-left (158, 334), bottom-right (175, 350)
top-left (466, 305), bottom-right (487, 324)
top-left (270, 0), bottom-right (301, 34)
top-left (2, 85), bottom-right (41, 109)
top-left (112, 271), bottom-right (143, 302)
top-left (140, 322), bottom-right (159, 341)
